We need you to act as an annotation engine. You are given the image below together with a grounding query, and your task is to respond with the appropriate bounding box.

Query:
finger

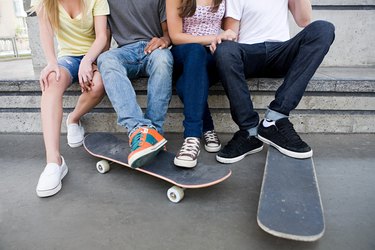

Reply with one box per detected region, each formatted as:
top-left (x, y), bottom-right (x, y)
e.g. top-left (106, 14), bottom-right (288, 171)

top-left (87, 71), bottom-right (93, 82)
top-left (42, 74), bottom-right (49, 90)
top-left (80, 82), bottom-right (86, 93)
top-left (210, 43), bottom-right (216, 54)
top-left (148, 42), bottom-right (160, 53)
top-left (144, 40), bottom-right (154, 53)
top-left (55, 67), bottom-right (60, 81)
top-left (145, 39), bottom-right (158, 53)
top-left (78, 75), bottom-right (84, 91)
top-left (84, 81), bottom-right (91, 91)
top-left (39, 78), bottom-right (45, 92)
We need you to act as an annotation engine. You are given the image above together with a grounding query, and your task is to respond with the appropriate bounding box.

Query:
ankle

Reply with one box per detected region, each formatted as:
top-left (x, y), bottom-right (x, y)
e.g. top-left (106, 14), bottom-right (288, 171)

top-left (67, 113), bottom-right (80, 125)
top-left (46, 155), bottom-right (62, 166)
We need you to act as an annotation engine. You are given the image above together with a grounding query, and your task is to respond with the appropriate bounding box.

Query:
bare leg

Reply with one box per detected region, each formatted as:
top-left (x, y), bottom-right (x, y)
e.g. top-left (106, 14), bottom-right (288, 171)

top-left (68, 69), bottom-right (105, 124)
top-left (41, 69), bottom-right (71, 165)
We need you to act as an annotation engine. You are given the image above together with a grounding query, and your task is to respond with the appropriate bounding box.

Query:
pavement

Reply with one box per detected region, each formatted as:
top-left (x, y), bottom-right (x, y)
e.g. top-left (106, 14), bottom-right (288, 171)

top-left (0, 132), bottom-right (374, 250)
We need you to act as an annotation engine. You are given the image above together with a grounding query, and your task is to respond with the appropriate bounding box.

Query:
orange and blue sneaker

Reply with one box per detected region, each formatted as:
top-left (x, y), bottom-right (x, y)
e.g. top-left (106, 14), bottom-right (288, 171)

top-left (128, 127), bottom-right (167, 168)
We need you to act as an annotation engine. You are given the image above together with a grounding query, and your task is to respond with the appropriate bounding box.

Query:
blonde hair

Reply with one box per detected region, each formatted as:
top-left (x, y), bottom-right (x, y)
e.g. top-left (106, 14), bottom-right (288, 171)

top-left (30, 0), bottom-right (86, 31)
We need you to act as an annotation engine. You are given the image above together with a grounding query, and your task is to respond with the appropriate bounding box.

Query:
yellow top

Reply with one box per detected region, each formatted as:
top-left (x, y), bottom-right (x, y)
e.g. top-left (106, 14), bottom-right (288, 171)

top-left (31, 0), bottom-right (109, 57)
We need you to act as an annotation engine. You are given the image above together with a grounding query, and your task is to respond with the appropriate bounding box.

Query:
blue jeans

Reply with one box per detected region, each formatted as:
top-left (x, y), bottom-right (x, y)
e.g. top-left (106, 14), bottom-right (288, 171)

top-left (171, 44), bottom-right (218, 138)
top-left (214, 21), bottom-right (335, 132)
top-left (58, 55), bottom-right (84, 83)
top-left (97, 41), bottom-right (173, 135)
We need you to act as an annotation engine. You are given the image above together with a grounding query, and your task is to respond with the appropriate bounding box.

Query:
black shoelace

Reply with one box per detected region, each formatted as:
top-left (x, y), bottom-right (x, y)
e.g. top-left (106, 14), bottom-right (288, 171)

top-left (278, 120), bottom-right (303, 145)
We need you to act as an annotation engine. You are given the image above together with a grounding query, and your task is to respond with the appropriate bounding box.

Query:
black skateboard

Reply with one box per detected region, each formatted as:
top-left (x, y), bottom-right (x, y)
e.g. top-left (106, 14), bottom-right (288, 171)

top-left (84, 133), bottom-right (231, 203)
top-left (257, 146), bottom-right (325, 241)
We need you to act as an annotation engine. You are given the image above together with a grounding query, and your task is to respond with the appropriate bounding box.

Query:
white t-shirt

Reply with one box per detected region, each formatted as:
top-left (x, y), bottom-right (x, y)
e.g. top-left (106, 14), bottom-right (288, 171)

top-left (225, 0), bottom-right (290, 44)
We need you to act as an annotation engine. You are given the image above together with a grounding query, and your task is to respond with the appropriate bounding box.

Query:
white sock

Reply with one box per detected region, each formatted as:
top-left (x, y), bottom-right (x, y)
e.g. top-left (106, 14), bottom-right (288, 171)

top-left (263, 119), bottom-right (276, 128)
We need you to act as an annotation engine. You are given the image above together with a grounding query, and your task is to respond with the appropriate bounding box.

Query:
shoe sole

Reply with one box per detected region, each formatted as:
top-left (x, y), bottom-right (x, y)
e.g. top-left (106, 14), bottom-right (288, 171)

top-left (257, 135), bottom-right (313, 159)
top-left (66, 113), bottom-right (84, 148)
top-left (129, 139), bottom-right (167, 168)
top-left (36, 167), bottom-right (68, 198)
top-left (68, 140), bottom-right (83, 148)
top-left (204, 144), bottom-right (222, 153)
top-left (174, 157), bottom-right (198, 168)
top-left (216, 146), bottom-right (264, 164)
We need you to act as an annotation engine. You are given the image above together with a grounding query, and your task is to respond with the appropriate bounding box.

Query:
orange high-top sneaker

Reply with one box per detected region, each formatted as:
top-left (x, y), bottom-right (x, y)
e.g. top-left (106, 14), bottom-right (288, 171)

top-left (128, 127), bottom-right (167, 168)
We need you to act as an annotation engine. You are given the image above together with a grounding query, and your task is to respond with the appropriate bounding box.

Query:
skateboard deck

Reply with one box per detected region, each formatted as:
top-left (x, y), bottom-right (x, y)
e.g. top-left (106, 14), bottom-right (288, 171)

top-left (257, 146), bottom-right (325, 241)
top-left (84, 133), bottom-right (231, 203)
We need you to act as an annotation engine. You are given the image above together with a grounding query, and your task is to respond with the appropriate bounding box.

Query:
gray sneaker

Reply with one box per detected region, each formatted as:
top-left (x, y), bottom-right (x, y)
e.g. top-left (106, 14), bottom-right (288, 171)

top-left (203, 130), bottom-right (221, 153)
top-left (174, 137), bottom-right (200, 168)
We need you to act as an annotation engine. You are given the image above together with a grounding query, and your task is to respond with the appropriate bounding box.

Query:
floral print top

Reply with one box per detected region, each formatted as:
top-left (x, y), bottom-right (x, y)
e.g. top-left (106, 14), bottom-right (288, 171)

top-left (183, 1), bottom-right (225, 36)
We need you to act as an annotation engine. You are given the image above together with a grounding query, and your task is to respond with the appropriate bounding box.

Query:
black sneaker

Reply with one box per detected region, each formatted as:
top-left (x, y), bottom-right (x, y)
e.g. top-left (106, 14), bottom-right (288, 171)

top-left (216, 130), bottom-right (263, 164)
top-left (257, 118), bottom-right (313, 159)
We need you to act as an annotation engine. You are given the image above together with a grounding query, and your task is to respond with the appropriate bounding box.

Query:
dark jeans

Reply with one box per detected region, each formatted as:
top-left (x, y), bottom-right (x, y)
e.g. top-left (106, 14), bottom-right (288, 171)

top-left (171, 43), bottom-right (219, 138)
top-left (214, 20), bottom-right (335, 131)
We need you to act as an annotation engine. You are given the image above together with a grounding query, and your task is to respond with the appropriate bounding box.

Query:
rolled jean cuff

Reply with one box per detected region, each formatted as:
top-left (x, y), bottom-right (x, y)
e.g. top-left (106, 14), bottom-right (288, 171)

top-left (247, 126), bottom-right (258, 137)
top-left (265, 108), bottom-right (288, 121)
top-left (128, 125), bottom-right (157, 137)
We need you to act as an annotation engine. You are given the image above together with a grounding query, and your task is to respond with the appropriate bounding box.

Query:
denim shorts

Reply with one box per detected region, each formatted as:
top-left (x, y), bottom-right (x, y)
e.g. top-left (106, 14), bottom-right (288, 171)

top-left (58, 55), bottom-right (84, 83)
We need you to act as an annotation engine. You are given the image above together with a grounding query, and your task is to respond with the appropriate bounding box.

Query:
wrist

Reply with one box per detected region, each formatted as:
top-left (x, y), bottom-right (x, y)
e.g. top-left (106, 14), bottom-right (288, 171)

top-left (160, 37), bottom-right (171, 47)
top-left (82, 55), bottom-right (94, 64)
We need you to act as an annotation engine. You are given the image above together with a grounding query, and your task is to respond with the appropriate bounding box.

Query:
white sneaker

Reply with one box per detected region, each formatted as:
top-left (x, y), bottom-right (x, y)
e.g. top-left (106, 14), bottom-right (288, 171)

top-left (66, 113), bottom-right (85, 148)
top-left (203, 130), bottom-right (221, 153)
top-left (36, 156), bottom-right (68, 197)
top-left (174, 137), bottom-right (200, 168)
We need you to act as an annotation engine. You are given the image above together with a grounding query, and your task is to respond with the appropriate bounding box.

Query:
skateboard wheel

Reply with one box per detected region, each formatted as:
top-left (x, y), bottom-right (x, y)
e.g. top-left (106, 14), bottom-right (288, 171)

top-left (167, 186), bottom-right (184, 203)
top-left (96, 160), bottom-right (110, 174)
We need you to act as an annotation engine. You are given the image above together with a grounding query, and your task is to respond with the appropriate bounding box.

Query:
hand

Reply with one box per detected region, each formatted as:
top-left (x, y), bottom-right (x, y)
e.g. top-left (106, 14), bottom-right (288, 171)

top-left (144, 37), bottom-right (170, 54)
top-left (40, 63), bottom-right (60, 91)
top-left (78, 56), bottom-right (94, 92)
top-left (210, 29), bottom-right (237, 53)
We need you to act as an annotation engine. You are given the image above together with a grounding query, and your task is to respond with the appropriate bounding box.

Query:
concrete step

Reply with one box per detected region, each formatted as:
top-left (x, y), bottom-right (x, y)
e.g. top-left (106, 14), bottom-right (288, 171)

top-left (1, 63), bottom-right (374, 134)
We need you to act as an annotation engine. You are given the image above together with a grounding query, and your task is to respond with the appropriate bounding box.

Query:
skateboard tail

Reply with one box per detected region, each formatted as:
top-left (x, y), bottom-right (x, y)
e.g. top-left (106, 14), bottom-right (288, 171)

top-left (257, 147), bottom-right (325, 242)
top-left (257, 217), bottom-right (325, 242)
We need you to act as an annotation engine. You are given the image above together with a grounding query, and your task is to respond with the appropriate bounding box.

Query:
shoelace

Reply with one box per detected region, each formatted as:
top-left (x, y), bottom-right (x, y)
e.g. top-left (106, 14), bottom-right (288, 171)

top-left (227, 131), bottom-right (248, 147)
top-left (178, 137), bottom-right (200, 157)
top-left (203, 130), bottom-right (219, 144)
top-left (130, 132), bottom-right (143, 151)
top-left (278, 120), bottom-right (303, 144)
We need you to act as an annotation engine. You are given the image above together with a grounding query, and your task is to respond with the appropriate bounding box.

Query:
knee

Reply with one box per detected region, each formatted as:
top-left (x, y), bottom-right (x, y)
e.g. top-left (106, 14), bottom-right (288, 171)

top-left (90, 78), bottom-right (105, 100)
top-left (42, 73), bottom-right (65, 96)
top-left (97, 50), bottom-right (120, 72)
top-left (307, 20), bottom-right (335, 45)
top-left (149, 49), bottom-right (174, 72)
top-left (185, 43), bottom-right (208, 58)
top-left (214, 41), bottom-right (241, 66)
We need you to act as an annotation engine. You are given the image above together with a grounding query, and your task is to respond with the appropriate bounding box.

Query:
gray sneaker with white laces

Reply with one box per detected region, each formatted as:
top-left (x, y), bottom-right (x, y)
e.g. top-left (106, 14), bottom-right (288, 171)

top-left (203, 130), bottom-right (221, 153)
top-left (174, 137), bottom-right (200, 168)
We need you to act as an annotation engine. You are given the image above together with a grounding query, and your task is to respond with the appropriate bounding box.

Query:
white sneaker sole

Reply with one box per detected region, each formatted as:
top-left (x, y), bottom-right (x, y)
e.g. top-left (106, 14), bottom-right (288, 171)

top-left (257, 135), bottom-right (313, 159)
top-left (216, 146), bottom-right (264, 164)
top-left (128, 139), bottom-right (167, 168)
top-left (174, 157), bottom-right (197, 168)
top-left (36, 167), bottom-right (68, 198)
top-left (204, 144), bottom-right (222, 153)
top-left (68, 140), bottom-right (83, 148)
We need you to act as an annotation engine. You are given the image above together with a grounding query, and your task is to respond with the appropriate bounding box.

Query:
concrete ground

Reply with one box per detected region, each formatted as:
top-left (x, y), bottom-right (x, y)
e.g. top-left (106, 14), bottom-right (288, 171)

top-left (0, 132), bottom-right (374, 250)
